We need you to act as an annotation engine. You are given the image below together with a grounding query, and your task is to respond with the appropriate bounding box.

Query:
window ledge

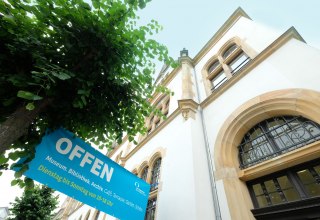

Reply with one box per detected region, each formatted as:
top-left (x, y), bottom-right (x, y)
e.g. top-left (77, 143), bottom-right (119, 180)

top-left (238, 140), bottom-right (320, 181)
top-left (252, 196), bottom-right (320, 220)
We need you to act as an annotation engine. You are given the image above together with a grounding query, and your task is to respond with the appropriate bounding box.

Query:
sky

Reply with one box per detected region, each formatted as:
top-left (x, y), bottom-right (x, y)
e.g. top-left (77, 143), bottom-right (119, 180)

top-left (137, 0), bottom-right (320, 64)
top-left (1, 0), bottom-right (320, 211)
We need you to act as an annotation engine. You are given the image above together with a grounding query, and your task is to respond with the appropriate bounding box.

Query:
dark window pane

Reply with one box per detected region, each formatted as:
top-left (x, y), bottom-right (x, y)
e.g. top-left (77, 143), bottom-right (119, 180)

top-left (277, 176), bottom-right (300, 202)
top-left (141, 166), bottom-right (149, 181)
top-left (145, 198), bottom-right (157, 220)
top-left (253, 184), bottom-right (264, 196)
top-left (277, 176), bottom-right (291, 189)
top-left (208, 60), bottom-right (220, 73)
top-left (297, 169), bottom-right (320, 197)
top-left (256, 195), bottom-right (268, 208)
top-left (150, 158), bottom-right (161, 191)
top-left (229, 52), bottom-right (250, 74)
top-left (297, 169), bottom-right (314, 184)
top-left (210, 70), bottom-right (227, 90)
top-left (223, 44), bottom-right (238, 59)
top-left (154, 120), bottom-right (160, 129)
top-left (283, 188), bottom-right (300, 201)
top-left (314, 165), bottom-right (320, 175)
top-left (305, 183), bottom-right (320, 197)
top-left (269, 192), bottom-right (283, 205)
top-left (239, 116), bottom-right (320, 168)
top-left (264, 180), bottom-right (277, 193)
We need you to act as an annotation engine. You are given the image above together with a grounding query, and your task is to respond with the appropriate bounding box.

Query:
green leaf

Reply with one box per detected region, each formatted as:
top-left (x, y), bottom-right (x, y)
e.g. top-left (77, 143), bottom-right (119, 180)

top-left (51, 72), bottom-right (72, 80)
top-left (9, 151), bottom-right (26, 161)
top-left (25, 178), bottom-right (34, 190)
top-left (2, 97), bottom-right (16, 106)
top-left (92, 0), bottom-right (100, 9)
top-left (138, 0), bottom-right (146, 9)
top-left (14, 165), bottom-right (28, 178)
top-left (11, 179), bottom-right (19, 186)
top-left (17, 90), bottom-right (43, 101)
top-left (2, 14), bottom-right (16, 25)
top-left (26, 102), bottom-right (35, 110)
top-left (0, 155), bottom-right (9, 164)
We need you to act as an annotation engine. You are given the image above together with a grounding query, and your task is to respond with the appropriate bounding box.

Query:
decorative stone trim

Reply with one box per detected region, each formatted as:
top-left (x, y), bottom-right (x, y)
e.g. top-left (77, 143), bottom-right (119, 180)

top-left (200, 27), bottom-right (305, 109)
top-left (178, 99), bottom-right (199, 120)
top-left (213, 88), bottom-right (320, 220)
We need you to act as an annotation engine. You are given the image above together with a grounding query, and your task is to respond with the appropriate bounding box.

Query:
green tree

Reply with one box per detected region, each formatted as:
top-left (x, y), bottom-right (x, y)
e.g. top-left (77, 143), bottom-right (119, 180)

top-left (8, 185), bottom-right (58, 220)
top-left (0, 0), bottom-right (174, 181)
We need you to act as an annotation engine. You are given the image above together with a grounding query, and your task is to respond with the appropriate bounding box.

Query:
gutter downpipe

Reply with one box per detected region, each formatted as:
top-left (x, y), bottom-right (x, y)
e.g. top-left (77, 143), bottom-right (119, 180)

top-left (193, 68), bottom-right (222, 220)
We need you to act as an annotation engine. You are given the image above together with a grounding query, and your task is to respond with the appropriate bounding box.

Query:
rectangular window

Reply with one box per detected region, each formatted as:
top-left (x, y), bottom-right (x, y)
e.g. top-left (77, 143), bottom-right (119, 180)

top-left (145, 198), bottom-right (157, 220)
top-left (229, 52), bottom-right (250, 74)
top-left (248, 161), bottom-right (320, 209)
top-left (210, 70), bottom-right (227, 90)
top-left (250, 175), bottom-right (300, 208)
top-left (154, 120), bottom-right (160, 129)
top-left (297, 168), bottom-right (320, 197)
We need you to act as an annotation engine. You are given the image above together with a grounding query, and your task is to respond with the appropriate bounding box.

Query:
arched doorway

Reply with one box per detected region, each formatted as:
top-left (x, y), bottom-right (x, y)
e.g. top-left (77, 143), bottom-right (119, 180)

top-left (214, 89), bottom-right (320, 219)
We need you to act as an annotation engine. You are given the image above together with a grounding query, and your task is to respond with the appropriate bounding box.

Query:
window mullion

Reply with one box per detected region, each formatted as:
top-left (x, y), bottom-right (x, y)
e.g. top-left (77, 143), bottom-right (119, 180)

top-left (287, 171), bottom-right (308, 199)
top-left (260, 123), bottom-right (281, 153)
top-left (273, 178), bottom-right (287, 202)
top-left (309, 168), bottom-right (320, 184)
top-left (261, 182), bottom-right (272, 206)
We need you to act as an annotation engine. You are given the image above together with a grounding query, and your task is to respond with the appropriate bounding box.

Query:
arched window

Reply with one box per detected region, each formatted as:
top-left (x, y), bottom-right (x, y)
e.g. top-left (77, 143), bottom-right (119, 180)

top-left (208, 60), bottom-right (220, 73)
top-left (132, 169), bottom-right (138, 176)
top-left (205, 40), bottom-right (252, 93)
top-left (145, 96), bottom-right (170, 136)
top-left (141, 166), bottom-right (149, 182)
top-left (92, 210), bottom-right (100, 220)
top-left (144, 198), bottom-right (157, 220)
top-left (228, 51), bottom-right (250, 74)
top-left (222, 43), bottom-right (250, 75)
top-left (84, 210), bottom-right (91, 220)
top-left (238, 116), bottom-right (320, 169)
top-left (150, 158), bottom-right (161, 191)
top-left (222, 43), bottom-right (238, 59)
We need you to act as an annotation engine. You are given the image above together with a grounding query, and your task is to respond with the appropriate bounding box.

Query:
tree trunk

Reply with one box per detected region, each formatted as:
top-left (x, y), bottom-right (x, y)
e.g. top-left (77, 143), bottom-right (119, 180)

top-left (0, 99), bottom-right (51, 155)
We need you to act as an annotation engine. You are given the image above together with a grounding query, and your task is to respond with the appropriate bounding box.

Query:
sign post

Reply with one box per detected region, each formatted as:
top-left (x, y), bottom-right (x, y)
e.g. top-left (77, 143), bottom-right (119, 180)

top-left (16, 128), bottom-right (150, 220)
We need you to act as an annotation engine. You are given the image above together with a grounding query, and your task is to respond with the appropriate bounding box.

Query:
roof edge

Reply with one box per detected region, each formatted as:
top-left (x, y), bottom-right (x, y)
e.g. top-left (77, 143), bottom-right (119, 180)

top-left (193, 7), bottom-right (251, 64)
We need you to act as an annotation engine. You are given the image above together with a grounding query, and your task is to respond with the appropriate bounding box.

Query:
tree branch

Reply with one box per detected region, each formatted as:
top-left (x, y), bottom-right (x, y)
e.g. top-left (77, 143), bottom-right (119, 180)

top-left (0, 98), bottom-right (52, 155)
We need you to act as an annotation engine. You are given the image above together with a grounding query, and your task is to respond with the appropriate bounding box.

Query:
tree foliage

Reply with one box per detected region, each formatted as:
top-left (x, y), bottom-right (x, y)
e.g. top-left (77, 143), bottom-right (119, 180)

top-left (0, 0), bottom-right (174, 180)
top-left (8, 185), bottom-right (58, 220)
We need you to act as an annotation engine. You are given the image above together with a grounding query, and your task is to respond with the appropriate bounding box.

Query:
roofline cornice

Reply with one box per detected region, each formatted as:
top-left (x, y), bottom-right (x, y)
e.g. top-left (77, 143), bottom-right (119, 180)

top-left (193, 7), bottom-right (251, 65)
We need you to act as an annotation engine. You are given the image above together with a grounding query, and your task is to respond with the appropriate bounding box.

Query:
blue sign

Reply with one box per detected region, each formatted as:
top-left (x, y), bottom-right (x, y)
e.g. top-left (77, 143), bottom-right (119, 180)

top-left (17, 128), bottom-right (150, 220)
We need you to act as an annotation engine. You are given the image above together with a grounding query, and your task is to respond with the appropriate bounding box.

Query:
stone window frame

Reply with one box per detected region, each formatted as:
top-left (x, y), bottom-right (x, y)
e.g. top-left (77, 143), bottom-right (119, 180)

top-left (135, 151), bottom-right (164, 220)
top-left (84, 210), bottom-right (90, 220)
top-left (213, 89), bottom-right (320, 219)
top-left (145, 197), bottom-right (157, 220)
top-left (146, 95), bottom-right (170, 136)
top-left (202, 37), bottom-right (256, 96)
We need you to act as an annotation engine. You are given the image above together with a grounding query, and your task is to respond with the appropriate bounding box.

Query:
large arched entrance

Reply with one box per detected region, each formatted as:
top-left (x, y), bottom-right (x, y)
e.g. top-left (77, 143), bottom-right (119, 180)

top-left (213, 89), bottom-right (320, 219)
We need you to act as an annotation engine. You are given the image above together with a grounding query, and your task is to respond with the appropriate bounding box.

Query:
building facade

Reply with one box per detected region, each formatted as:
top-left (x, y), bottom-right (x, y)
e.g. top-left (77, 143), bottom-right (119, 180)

top-left (55, 8), bottom-right (320, 220)
top-left (0, 207), bottom-right (9, 220)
